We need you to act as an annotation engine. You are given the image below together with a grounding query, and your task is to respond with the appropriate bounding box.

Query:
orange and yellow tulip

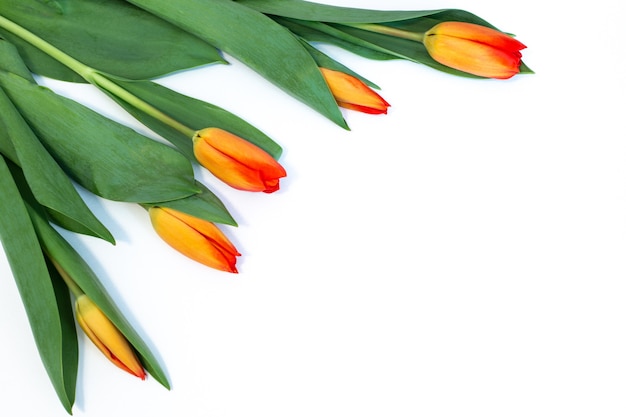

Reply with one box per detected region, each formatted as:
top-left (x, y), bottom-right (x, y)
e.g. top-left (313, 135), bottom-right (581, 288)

top-left (149, 206), bottom-right (240, 273)
top-left (193, 128), bottom-right (286, 193)
top-left (423, 22), bottom-right (526, 79)
top-left (75, 295), bottom-right (146, 380)
top-left (320, 68), bottom-right (390, 114)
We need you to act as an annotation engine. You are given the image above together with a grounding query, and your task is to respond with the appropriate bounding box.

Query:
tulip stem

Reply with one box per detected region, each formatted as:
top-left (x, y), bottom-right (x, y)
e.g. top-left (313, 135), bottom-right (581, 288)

top-left (343, 23), bottom-right (425, 43)
top-left (0, 13), bottom-right (196, 139)
top-left (47, 258), bottom-right (85, 298)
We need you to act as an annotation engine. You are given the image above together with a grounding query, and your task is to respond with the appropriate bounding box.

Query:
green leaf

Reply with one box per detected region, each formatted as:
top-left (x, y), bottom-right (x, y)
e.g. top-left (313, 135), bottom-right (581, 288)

top-left (125, 0), bottom-right (348, 128)
top-left (237, 0), bottom-right (444, 23)
top-left (147, 181), bottom-right (238, 227)
top-left (0, 86), bottom-right (115, 243)
top-left (297, 37), bottom-right (380, 89)
top-left (109, 77), bottom-right (283, 160)
top-left (0, 156), bottom-right (77, 414)
top-left (0, 71), bottom-right (199, 203)
top-left (0, 39), bottom-right (34, 81)
top-left (27, 199), bottom-right (170, 390)
top-left (0, 0), bottom-right (224, 82)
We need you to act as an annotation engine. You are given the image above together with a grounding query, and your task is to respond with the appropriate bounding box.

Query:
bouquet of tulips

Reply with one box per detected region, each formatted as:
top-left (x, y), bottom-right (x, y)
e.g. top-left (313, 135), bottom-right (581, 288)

top-left (0, 0), bottom-right (530, 413)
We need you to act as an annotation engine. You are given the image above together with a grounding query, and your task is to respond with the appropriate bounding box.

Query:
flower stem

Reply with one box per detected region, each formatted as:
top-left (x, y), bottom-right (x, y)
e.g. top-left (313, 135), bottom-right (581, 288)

top-left (48, 258), bottom-right (84, 298)
top-left (343, 23), bottom-right (425, 43)
top-left (0, 13), bottom-right (196, 138)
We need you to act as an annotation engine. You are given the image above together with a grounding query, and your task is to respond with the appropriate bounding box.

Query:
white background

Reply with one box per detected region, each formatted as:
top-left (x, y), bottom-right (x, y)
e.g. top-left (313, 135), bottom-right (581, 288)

top-left (2, 0), bottom-right (626, 416)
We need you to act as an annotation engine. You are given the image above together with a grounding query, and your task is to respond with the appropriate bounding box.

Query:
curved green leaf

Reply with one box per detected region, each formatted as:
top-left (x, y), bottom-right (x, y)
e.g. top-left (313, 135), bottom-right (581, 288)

top-left (0, 71), bottom-right (199, 203)
top-left (109, 77), bottom-right (283, 160)
top-left (0, 156), bottom-right (77, 414)
top-left (237, 0), bottom-right (444, 23)
top-left (125, 0), bottom-right (347, 128)
top-left (0, 0), bottom-right (224, 82)
top-left (147, 181), bottom-right (238, 227)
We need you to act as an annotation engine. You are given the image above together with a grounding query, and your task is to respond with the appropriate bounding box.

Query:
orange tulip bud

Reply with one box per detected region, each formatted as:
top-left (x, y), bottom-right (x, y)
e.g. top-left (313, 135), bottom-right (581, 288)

top-left (75, 295), bottom-right (146, 380)
top-left (149, 206), bottom-right (240, 273)
top-left (423, 22), bottom-right (526, 79)
top-left (193, 128), bottom-right (286, 193)
top-left (320, 68), bottom-right (390, 114)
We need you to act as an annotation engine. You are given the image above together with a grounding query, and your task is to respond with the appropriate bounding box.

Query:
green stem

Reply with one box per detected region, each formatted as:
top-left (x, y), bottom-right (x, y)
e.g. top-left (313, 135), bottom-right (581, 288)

top-left (48, 257), bottom-right (84, 298)
top-left (0, 13), bottom-right (196, 138)
top-left (343, 23), bottom-right (425, 43)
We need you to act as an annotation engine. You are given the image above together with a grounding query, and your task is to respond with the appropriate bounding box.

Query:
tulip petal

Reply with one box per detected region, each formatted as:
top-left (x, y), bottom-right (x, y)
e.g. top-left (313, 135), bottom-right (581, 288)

top-left (150, 207), bottom-right (239, 272)
top-left (161, 208), bottom-right (241, 258)
top-left (425, 34), bottom-right (521, 79)
top-left (75, 295), bottom-right (146, 379)
top-left (320, 68), bottom-right (390, 114)
top-left (194, 128), bottom-right (286, 193)
top-left (428, 22), bottom-right (526, 53)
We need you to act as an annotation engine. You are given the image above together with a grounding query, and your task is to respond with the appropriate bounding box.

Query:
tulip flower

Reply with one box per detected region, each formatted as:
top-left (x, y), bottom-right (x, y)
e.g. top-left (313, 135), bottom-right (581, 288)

top-left (75, 294), bottom-right (146, 380)
top-left (423, 22), bottom-right (526, 79)
top-left (193, 128), bottom-right (286, 193)
top-left (149, 206), bottom-right (240, 273)
top-left (319, 68), bottom-right (390, 114)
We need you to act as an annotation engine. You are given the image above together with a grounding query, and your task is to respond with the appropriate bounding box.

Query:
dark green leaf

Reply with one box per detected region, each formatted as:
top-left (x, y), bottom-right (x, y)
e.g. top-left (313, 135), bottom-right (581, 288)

top-left (125, 0), bottom-right (348, 128)
top-left (237, 0), bottom-right (444, 23)
top-left (109, 77), bottom-right (283, 160)
top-left (0, 39), bottom-right (34, 81)
top-left (147, 181), bottom-right (238, 227)
top-left (0, 0), bottom-right (224, 82)
top-left (0, 71), bottom-right (199, 203)
top-left (0, 156), bottom-right (77, 414)
top-left (297, 37), bottom-right (380, 89)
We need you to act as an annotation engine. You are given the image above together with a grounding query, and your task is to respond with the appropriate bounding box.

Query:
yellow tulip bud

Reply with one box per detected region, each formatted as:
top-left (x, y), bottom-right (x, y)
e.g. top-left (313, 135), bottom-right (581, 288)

top-left (75, 295), bottom-right (146, 379)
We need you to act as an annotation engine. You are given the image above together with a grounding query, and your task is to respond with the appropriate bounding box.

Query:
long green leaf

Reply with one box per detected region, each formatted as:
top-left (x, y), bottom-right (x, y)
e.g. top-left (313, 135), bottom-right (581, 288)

top-left (110, 77), bottom-right (283, 160)
top-left (0, 71), bottom-right (199, 203)
top-left (0, 38), bottom-right (34, 81)
top-left (237, 0), bottom-right (444, 23)
top-left (125, 0), bottom-right (347, 128)
top-left (0, 0), bottom-right (224, 82)
top-left (147, 181), bottom-right (238, 226)
top-left (0, 156), bottom-right (78, 414)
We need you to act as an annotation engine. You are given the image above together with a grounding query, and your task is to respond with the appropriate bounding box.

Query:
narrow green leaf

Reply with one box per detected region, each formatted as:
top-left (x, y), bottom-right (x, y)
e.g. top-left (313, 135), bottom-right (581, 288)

top-left (147, 181), bottom-right (238, 227)
top-left (28, 203), bottom-right (171, 389)
top-left (0, 71), bottom-right (199, 203)
top-left (125, 0), bottom-right (348, 128)
top-left (298, 38), bottom-right (380, 89)
top-left (0, 0), bottom-right (224, 82)
top-left (0, 39), bottom-right (34, 81)
top-left (237, 0), bottom-right (444, 23)
top-left (0, 156), bottom-right (77, 414)
top-left (109, 77), bottom-right (283, 160)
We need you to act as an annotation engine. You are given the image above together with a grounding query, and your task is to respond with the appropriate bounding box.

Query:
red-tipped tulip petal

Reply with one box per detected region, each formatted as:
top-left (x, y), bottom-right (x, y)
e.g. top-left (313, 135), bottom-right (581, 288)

top-left (149, 207), bottom-right (239, 273)
top-left (75, 295), bottom-right (146, 379)
top-left (424, 22), bottom-right (526, 79)
top-left (193, 128), bottom-right (286, 193)
top-left (320, 68), bottom-right (390, 114)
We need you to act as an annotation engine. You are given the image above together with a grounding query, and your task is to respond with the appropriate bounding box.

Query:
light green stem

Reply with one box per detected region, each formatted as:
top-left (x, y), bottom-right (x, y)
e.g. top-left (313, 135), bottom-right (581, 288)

top-left (0, 13), bottom-right (196, 138)
top-left (343, 23), bottom-right (425, 43)
top-left (48, 257), bottom-right (84, 298)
